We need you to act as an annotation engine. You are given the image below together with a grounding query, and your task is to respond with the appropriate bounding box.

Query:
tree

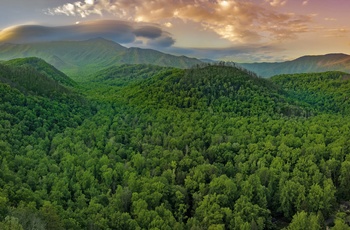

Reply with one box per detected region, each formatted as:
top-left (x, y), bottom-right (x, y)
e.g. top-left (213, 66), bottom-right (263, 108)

top-left (40, 201), bottom-right (63, 230)
top-left (332, 218), bottom-right (350, 230)
top-left (284, 211), bottom-right (321, 230)
top-left (233, 195), bottom-right (270, 230)
top-left (0, 216), bottom-right (24, 230)
top-left (339, 161), bottom-right (350, 200)
top-left (279, 180), bottom-right (306, 219)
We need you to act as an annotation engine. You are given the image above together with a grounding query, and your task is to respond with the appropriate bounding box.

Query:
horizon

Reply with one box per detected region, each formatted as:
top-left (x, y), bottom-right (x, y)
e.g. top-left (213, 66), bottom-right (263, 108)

top-left (1, 0), bottom-right (349, 62)
top-left (1, 37), bottom-right (349, 64)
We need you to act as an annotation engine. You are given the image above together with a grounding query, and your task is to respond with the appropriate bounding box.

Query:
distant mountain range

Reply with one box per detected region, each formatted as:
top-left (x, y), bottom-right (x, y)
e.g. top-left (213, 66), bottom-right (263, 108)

top-left (0, 38), bottom-right (202, 77)
top-left (1, 38), bottom-right (350, 78)
top-left (240, 53), bottom-right (350, 77)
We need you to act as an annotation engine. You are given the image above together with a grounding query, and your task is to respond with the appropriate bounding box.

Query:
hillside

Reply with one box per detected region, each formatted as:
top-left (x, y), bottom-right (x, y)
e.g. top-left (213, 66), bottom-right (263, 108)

top-left (123, 65), bottom-right (311, 117)
top-left (0, 58), bottom-right (76, 97)
top-left (0, 38), bottom-right (202, 78)
top-left (1, 63), bottom-right (350, 229)
top-left (5, 57), bottom-right (76, 87)
top-left (92, 64), bottom-right (171, 85)
top-left (240, 53), bottom-right (350, 77)
top-left (271, 71), bottom-right (350, 114)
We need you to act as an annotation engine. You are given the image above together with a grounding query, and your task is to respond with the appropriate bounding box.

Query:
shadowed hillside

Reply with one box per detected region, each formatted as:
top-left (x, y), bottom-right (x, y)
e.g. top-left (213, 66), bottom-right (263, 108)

top-left (271, 71), bottom-right (350, 114)
top-left (5, 57), bottom-right (76, 87)
top-left (0, 61), bottom-right (73, 97)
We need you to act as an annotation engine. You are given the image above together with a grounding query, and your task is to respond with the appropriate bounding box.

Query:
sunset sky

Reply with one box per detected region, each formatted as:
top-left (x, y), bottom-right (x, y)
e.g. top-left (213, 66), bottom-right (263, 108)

top-left (0, 0), bottom-right (349, 62)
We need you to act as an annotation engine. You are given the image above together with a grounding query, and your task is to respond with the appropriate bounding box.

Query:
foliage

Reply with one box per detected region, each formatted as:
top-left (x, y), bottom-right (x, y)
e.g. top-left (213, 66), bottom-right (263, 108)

top-left (4, 57), bottom-right (76, 87)
top-left (272, 71), bottom-right (350, 114)
top-left (0, 62), bottom-right (350, 229)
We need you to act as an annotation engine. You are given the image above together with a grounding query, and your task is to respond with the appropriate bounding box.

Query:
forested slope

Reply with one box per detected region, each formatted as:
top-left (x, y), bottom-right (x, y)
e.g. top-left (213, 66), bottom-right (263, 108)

top-left (1, 62), bottom-right (350, 229)
top-left (122, 65), bottom-right (311, 117)
top-left (0, 58), bottom-right (77, 97)
top-left (271, 71), bottom-right (350, 114)
top-left (5, 57), bottom-right (77, 87)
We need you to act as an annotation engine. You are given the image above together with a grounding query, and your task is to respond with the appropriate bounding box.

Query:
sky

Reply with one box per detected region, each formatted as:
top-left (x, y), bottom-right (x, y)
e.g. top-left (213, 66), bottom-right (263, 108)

top-left (0, 0), bottom-right (349, 62)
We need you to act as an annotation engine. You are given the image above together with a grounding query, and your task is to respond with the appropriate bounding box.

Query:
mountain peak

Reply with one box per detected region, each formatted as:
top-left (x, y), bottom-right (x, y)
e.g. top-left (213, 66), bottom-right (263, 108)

top-left (297, 53), bottom-right (349, 61)
top-left (240, 53), bottom-right (350, 77)
top-left (83, 37), bottom-right (126, 50)
top-left (5, 57), bottom-right (76, 87)
top-left (86, 37), bottom-right (117, 44)
top-left (0, 39), bottom-right (203, 77)
top-left (0, 58), bottom-right (74, 96)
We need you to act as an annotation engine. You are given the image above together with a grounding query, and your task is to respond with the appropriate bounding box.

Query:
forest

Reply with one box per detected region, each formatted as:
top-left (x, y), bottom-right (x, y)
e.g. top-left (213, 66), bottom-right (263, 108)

top-left (1, 58), bottom-right (350, 229)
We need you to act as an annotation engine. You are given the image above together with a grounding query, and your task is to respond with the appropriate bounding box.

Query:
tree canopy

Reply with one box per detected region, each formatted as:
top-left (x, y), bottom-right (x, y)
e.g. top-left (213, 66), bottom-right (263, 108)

top-left (1, 60), bottom-right (350, 229)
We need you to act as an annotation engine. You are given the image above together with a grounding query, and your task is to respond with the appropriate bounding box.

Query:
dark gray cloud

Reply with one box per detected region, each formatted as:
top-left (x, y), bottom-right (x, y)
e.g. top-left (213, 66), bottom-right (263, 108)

top-left (133, 26), bottom-right (162, 39)
top-left (0, 20), bottom-right (175, 47)
top-left (147, 34), bottom-right (175, 48)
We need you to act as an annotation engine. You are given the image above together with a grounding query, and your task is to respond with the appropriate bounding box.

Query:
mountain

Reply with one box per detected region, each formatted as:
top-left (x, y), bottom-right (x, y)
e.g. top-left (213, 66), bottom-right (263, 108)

top-left (5, 57), bottom-right (76, 87)
top-left (271, 71), bottom-right (350, 114)
top-left (92, 64), bottom-right (171, 86)
top-left (240, 53), bottom-right (350, 77)
top-left (123, 64), bottom-right (311, 117)
top-left (2, 61), bottom-right (350, 229)
top-left (0, 38), bottom-right (202, 77)
top-left (0, 57), bottom-right (75, 97)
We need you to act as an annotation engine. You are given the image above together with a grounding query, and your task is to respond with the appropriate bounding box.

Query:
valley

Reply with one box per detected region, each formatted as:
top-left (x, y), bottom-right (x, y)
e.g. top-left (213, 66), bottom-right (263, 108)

top-left (0, 56), bottom-right (350, 229)
top-left (2, 0), bottom-right (350, 228)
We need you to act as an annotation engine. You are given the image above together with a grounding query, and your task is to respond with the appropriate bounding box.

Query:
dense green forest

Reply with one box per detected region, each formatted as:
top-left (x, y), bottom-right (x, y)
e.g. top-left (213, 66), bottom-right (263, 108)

top-left (1, 59), bottom-right (350, 229)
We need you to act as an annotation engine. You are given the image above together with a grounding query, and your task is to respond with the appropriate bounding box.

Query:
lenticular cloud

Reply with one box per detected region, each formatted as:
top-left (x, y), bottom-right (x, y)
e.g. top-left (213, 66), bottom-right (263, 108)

top-left (0, 20), bottom-right (175, 47)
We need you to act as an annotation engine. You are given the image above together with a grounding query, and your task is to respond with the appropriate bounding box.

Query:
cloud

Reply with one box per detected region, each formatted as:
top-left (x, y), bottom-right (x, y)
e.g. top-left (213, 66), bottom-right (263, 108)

top-left (46, 0), bottom-right (312, 44)
top-left (133, 26), bottom-right (162, 39)
top-left (324, 18), bottom-right (336, 21)
top-left (163, 22), bottom-right (173, 28)
top-left (266, 0), bottom-right (287, 7)
top-left (302, 0), bottom-right (309, 5)
top-left (165, 43), bottom-right (286, 62)
top-left (324, 28), bottom-right (349, 38)
top-left (0, 20), bottom-right (175, 47)
top-left (148, 35), bottom-right (175, 48)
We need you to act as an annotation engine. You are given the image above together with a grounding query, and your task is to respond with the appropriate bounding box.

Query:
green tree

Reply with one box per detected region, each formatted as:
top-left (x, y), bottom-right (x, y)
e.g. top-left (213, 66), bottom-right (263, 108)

top-left (284, 211), bottom-right (321, 230)
top-left (0, 216), bottom-right (24, 230)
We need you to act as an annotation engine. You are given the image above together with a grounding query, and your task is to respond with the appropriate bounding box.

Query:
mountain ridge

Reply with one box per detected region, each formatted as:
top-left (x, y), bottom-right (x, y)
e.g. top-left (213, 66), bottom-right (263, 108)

top-left (4, 57), bottom-right (76, 87)
top-left (1, 58), bottom-right (350, 229)
top-left (0, 38), bottom-right (203, 78)
top-left (0, 57), bottom-right (76, 97)
top-left (240, 53), bottom-right (350, 77)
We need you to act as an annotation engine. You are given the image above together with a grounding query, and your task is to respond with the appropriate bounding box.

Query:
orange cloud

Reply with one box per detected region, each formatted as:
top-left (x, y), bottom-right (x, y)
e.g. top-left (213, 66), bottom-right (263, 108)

top-left (324, 28), bottom-right (349, 38)
top-left (266, 0), bottom-right (287, 7)
top-left (46, 0), bottom-right (312, 44)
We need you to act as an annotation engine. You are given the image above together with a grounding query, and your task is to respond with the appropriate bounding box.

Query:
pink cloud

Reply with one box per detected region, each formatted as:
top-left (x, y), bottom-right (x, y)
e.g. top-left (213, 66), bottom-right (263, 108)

top-left (46, 0), bottom-right (312, 43)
